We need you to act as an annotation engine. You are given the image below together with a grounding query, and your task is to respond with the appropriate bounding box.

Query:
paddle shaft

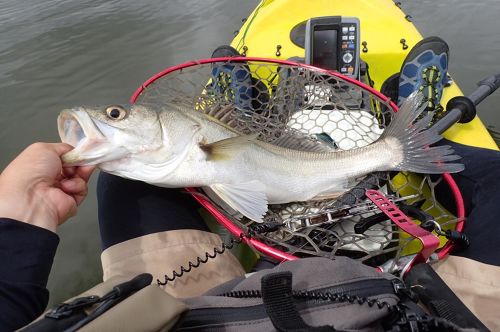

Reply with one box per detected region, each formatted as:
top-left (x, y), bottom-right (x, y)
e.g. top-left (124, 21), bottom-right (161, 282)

top-left (432, 73), bottom-right (500, 135)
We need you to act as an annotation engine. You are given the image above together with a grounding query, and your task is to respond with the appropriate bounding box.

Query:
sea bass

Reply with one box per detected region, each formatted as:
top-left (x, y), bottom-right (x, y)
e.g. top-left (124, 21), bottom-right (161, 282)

top-left (58, 93), bottom-right (463, 222)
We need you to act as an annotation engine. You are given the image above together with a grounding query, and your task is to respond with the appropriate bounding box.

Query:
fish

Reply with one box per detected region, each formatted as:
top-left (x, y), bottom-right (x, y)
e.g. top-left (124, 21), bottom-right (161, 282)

top-left (58, 93), bottom-right (463, 222)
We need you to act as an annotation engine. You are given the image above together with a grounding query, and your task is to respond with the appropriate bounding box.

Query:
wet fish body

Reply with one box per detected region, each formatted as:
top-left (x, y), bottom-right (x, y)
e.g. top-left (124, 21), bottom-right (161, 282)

top-left (58, 94), bottom-right (463, 222)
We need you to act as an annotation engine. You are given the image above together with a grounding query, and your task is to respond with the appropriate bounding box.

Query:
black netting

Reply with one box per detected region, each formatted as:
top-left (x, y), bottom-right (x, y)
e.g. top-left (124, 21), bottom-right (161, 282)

top-left (135, 59), bottom-right (458, 270)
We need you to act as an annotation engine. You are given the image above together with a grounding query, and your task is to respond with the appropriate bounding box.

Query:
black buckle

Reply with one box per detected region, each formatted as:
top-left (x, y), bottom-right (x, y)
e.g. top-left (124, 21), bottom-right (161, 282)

top-left (45, 295), bottom-right (100, 319)
top-left (397, 309), bottom-right (424, 332)
top-left (392, 279), bottom-right (418, 302)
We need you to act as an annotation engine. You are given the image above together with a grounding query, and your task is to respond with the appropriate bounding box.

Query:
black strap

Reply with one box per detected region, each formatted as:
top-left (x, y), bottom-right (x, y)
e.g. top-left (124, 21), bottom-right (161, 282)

top-left (427, 299), bottom-right (463, 324)
top-left (260, 272), bottom-right (335, 332)
top-left (404, 264), bottom-right (488, 331)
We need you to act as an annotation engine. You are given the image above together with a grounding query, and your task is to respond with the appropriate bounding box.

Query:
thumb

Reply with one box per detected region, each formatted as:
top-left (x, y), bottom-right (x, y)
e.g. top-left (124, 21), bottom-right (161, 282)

top-left (49, 143), bottom-right (75, 156)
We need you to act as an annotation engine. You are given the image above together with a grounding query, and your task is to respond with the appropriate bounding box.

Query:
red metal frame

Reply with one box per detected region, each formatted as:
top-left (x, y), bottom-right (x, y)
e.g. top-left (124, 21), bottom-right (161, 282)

top-left (186, 187), bottom-right (298, 262)
top-left (130, 56), bottom-right (465, 264)
top-left (438, 173), bottom-right (465, 259)
top-left (366, 189), bottom-right (441, 269)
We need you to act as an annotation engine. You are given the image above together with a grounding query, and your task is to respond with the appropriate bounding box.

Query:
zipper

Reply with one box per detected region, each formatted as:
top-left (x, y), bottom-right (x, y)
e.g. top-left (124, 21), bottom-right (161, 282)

top-left (178, 278), bottom-right (398, 329)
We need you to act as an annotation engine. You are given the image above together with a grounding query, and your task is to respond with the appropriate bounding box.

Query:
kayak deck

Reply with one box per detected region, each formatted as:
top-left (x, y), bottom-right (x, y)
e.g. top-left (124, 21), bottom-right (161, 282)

top-left (231, 0), bottom-right (497, 150)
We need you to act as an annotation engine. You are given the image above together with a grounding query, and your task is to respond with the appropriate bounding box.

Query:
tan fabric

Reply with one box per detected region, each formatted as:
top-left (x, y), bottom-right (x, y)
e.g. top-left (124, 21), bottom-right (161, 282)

top-left (22, 275), bottom-right (188, 331)
top-left (80, 286), bottom-right (187, 332)
top-left (101, 229), bottom-right (245, 298)
top-left (101, 229), bottom-right (500, 329)
top-left (433, 255), bottom-right (500, 331)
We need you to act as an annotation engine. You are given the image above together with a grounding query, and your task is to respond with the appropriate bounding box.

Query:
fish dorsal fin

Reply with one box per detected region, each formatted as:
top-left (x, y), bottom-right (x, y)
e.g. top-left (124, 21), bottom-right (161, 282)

top-left (194, 102), bottom-right (243, 134)
top-left (203, 104), bottom-right (236, 125)
top-left (209, 181), bottom-right (268, 223)
top-left (271, 131), bottom-right (337, 152)
top-left (200, 133), bottom-right (259, 161)
top-left (168, 99), bottom-right (240, 131)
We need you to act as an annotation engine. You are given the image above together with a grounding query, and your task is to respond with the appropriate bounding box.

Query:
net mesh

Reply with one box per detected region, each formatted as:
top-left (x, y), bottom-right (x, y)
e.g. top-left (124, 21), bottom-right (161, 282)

top-left (135, 59), bottom-right (458, 271)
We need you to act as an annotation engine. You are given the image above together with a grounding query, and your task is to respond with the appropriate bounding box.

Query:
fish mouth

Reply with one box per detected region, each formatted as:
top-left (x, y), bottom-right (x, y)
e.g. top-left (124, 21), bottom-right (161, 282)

top-left (58, 108), bottom-right (125, 166)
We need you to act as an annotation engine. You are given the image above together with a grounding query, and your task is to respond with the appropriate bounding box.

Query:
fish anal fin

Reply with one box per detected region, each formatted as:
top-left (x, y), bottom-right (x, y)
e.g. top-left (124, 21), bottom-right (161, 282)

top-left (310, 192), bottom-right (343, 201)
top-left (200, 133), bottom-right (259, 161)
top-left (209, 180), bottom-right (268, 222)
top-left (309, 177), bottom-right (352, 201)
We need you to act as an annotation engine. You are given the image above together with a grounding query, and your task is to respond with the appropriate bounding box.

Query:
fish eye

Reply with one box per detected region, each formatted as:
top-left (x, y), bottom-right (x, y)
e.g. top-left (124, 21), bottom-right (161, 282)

top-left (105, 105), bottom-right (127, 120)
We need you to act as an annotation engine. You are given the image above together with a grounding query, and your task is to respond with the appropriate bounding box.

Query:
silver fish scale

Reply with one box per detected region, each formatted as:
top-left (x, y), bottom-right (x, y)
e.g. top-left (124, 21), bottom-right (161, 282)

top-left (135, 59), bottom-right (457, 268)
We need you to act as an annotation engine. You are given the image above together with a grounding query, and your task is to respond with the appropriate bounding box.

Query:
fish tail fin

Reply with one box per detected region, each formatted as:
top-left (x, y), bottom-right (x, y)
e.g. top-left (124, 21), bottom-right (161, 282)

top-left (382, 92), bottom-right (464, 174)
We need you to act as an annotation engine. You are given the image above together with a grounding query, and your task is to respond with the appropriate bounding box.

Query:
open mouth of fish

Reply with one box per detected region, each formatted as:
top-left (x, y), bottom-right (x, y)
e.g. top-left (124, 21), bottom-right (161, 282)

top-left (57, 108), bottom-right (124, 166)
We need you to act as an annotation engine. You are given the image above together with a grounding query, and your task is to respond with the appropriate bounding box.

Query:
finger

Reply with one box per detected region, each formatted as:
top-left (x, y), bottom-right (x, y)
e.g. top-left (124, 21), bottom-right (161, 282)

top-left (48, 143), bottom-right (74, 156)
top-left (60, 178), bottom-right (88, 196)
top-left (62, 166), bottom-right (77, 178)
top-left (75, 165), bottom-right (96, 182)
top-left (61, 199), bottom-right (78, 223)
top-left (71, 182), bottom-right (89, 206)
top-left (73, 190), bottom-right (88, 206)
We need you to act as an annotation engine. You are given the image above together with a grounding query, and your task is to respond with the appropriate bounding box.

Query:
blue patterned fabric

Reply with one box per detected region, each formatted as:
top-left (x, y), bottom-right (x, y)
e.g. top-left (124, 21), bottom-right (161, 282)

top-left (398, 39), bottom-right (449, 109)
top-left (209, 63), bottom-right (254, 111)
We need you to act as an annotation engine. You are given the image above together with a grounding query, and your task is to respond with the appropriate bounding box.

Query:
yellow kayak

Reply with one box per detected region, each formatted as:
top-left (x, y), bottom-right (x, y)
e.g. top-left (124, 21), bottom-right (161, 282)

top-left (230, 0), bottom-right (497, 150)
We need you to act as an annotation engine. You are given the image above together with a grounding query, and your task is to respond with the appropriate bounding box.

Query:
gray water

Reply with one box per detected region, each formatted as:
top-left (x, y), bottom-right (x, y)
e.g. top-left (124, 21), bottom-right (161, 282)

top-left (0, 0), bottom-right (499, 306)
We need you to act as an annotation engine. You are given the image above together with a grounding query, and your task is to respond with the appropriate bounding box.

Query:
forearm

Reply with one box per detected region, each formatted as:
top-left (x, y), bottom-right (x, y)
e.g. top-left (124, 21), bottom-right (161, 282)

top-left (0, 218), bottom-right (59, 330)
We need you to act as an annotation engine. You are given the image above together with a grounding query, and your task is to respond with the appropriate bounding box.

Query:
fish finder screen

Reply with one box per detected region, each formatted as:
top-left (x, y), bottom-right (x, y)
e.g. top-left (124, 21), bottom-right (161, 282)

top-left (312, 29), bottom-right (338, 70)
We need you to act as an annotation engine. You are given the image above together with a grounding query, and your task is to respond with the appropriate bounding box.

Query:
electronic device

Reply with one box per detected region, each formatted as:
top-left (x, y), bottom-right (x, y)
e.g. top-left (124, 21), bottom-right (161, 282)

top-left (305, 16), bottom-right (361, 79)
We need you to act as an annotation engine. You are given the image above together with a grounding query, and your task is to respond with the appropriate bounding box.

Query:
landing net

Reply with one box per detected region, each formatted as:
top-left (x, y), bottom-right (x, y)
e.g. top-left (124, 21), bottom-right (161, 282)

top-left (132, 57), bottom-right (464, 272)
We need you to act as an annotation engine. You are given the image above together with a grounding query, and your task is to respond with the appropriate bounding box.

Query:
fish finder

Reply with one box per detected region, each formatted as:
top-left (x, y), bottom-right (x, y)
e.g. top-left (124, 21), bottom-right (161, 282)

top-left (305, 16), bottom-right (361, 79)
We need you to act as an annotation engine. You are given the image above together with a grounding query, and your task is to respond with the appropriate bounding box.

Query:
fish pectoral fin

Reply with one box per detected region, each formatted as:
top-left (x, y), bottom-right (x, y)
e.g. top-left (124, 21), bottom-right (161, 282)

top-left (209, 181), bottom-right (268, 223)
top-left (200, 133), bottom-right (259, 161)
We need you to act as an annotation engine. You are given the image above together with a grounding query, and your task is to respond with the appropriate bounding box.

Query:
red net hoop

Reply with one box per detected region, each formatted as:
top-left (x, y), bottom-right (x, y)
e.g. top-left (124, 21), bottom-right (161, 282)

top-left (131, 57), bottom-right (465, 274)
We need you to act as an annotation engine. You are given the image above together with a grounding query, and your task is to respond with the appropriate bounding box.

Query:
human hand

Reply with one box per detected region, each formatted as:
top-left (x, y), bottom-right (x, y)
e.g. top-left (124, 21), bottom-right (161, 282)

top-left (0, 143), bottom-right (95, 233)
